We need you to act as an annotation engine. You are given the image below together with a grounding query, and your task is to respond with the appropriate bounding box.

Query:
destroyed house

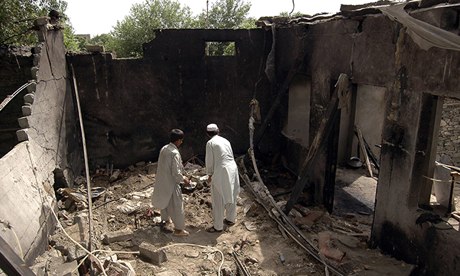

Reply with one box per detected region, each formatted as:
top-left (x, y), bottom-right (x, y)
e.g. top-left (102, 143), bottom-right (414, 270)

top-left (1, 1), bottom-right (460, 275)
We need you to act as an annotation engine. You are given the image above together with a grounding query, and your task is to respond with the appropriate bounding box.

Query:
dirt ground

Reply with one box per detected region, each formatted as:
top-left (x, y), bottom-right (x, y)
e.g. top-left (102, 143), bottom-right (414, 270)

top-left (31, 160), bottom-right (417, 276)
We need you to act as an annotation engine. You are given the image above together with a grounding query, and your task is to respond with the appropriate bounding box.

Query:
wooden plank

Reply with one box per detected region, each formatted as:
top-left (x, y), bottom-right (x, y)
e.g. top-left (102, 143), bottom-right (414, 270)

top-left (355, 126), bottom-right (373, 177)
top-left (284, 74), bottom-right (349, 214)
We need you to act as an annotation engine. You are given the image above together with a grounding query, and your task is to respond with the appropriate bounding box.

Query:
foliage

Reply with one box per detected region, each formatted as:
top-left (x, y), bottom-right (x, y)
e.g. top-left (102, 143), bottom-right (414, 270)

top-left (110, 0), bottom-right (194, 57)
top-left (278, 11), bottom-right (306, 17)
top-left (240, 17), bottom-right (257, 29)
top-left (194, 0), bottom-right (252, 57)
top-left (0, 0), bottom-right (83, 52)
top-left (194, 0), bottom-right (252, 29)
top-left (86, 33), bottom-right (116, 53)
top-left (89, 34), bottom-right (113, 47)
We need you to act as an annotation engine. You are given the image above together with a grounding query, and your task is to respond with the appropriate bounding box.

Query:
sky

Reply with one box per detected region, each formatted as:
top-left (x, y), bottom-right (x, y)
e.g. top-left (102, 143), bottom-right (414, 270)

top-left (66, 0), bottom-right (374, 37)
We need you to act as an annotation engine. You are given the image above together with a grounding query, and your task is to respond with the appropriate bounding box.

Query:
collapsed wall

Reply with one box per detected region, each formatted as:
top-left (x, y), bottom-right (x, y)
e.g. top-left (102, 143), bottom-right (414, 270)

top-left (0, 19), bottom-right (81, 264)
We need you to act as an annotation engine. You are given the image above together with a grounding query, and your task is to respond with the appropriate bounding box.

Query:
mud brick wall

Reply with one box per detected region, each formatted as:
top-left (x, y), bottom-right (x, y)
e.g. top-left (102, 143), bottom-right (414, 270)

top-left (437, 98), bottom-right (460, 166)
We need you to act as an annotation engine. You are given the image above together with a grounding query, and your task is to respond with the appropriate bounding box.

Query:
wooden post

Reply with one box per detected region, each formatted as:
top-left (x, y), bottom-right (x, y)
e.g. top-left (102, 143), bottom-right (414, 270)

top-left (355, 126), bottom-right (373, 177)
top-left (284, 74), bottom-right (349, 214)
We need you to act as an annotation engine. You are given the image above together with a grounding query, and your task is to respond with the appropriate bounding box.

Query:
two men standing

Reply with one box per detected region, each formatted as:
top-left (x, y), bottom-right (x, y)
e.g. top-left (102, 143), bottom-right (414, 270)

top-left (152, 124), bottom-right (240, 235)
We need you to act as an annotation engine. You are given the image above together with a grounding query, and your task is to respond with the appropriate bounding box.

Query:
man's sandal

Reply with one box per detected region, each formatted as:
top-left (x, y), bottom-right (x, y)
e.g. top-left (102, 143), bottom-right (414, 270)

top-left (224, 219), bottom-right (235, 226)
top-left (206, 226), bottom-right (223, 233)
top-left (173, 229), bottom-right (189, 236)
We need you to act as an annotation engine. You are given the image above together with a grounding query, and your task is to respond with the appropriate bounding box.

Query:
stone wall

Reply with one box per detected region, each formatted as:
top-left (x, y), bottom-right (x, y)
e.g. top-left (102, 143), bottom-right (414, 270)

top-left (0, 22), bottom-right (81, 264)
top-left (437, 97), bottom-right (460, 166)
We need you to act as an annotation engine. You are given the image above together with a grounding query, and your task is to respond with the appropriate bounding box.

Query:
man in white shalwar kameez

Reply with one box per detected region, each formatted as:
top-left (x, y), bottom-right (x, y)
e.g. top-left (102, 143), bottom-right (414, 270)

top-left (152, 129), bottom-right (190, 236)
top-left (205, 124), bottom-right (240, 232)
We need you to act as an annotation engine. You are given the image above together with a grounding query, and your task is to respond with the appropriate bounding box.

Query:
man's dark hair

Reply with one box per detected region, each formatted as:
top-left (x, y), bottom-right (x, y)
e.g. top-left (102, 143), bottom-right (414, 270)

top-left (170, 129), bottom-right (184, 143)
top-left (207, 130), bottom-right (219, 137)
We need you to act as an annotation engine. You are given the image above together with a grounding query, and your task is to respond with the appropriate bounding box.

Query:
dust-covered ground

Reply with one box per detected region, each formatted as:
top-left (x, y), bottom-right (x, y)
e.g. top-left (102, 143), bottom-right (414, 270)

top-left (31, 160), bottom-right (416, 276)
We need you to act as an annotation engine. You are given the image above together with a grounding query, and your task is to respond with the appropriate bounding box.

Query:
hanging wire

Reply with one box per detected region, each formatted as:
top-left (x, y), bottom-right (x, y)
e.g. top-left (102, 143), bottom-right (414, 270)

top-left (0, 82), bottom-right (33, 113)
top-left (289, 0), bottom-right (296, 17)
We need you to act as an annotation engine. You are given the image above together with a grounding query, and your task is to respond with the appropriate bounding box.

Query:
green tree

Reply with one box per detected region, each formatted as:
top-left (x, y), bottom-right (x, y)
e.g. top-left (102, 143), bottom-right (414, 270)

top-left (194, 0), bottom-right (252, 29)
top-left (194, 0), bottom-right (253, 56)
top-left (0, 0), bottom-right (83, 52)
top-left (1, 0), bottom-right (43, 45)
top-left (110, 0), bottom-right (194, 57)
top-left (240, 17), bottom-right (257, 29)
top-left (89, 34), bottom-right (113, 47)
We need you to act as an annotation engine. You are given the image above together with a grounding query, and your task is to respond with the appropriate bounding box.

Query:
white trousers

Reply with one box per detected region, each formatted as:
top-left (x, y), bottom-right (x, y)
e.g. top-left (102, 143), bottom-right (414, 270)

top-left (211, 185), bottom-right (236, 231)
top-left (160, 186), bottom-right (185, 230)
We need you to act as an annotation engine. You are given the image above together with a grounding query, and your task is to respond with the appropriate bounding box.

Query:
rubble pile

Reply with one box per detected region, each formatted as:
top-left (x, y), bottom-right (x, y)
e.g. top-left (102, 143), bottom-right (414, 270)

top-left (29, 160), bottom-right (413, 275)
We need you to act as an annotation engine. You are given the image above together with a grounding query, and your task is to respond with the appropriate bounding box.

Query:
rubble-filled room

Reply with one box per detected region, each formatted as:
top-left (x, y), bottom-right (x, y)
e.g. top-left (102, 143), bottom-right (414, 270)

top-left (2, 0), bottom-right (460, 275)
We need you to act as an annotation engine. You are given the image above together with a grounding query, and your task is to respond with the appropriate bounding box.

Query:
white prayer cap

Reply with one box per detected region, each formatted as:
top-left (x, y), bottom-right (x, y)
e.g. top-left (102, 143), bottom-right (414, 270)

top-left (206, 123), bottom-right (219, 131)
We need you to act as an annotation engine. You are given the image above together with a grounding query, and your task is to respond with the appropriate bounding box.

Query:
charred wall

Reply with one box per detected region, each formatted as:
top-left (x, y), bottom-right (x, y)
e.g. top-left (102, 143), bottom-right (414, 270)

top-left (69, 29), bottom-right (273, 168)
top-left (274, 5), bottom-right (460, 276)
top-left (0, 46), bottom-right (33, 156)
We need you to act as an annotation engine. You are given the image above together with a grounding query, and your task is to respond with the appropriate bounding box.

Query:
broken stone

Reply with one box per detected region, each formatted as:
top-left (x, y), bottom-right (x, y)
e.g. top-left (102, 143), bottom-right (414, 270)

top-left (102, 228), bottom-right (134, 245)
top-left (18, 116), bottom-right (30, 128)
top-left (294, 210), bottom-right (325, 227)
top-left (336, 234), bottom-right (361, 248)
top-left (46, 258), bottom-right (78, 276)
top-left (31, 66), bottom-right (39, 79)
top-left (67, 245), bottom-right (87, 262)
top-left (110, 169), bottom-right (121, 182)
top-left (318, 231), bottom-right (345, 262)
top-left (27, 82), bottom-right (36, 93)
top-left (221, 267), bottom-right (233, 276)
top-left (24, 93), bottom-right (35, 104)
top-left (185, 251), bottom-right (200, 258)
top-left (16, 129), bottom-right (29, 142)
top-left (22, 105), bottom-right (32, 116)
top-left (33, 54), bottom-right (40, 66)
top-left (139, 242), bottom-right (167, 265)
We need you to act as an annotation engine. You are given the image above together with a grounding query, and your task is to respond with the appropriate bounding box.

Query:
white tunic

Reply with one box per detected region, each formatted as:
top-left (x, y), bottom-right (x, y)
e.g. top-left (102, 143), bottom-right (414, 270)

top-left (205, 135), bottom-right (240, 204)
top-left (152, 143), bottom-right (185, 209)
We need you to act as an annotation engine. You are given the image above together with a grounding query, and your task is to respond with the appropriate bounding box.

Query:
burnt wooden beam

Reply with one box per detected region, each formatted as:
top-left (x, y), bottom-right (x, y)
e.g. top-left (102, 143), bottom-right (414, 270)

top-left (284, 74), bottom-right (350, 214)
top-left (356, 126), bottom-right (373, 177)
top-left (324, 111), bottom-right (340, 213)
top-left (0, 236), bottom-right (35, 276)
